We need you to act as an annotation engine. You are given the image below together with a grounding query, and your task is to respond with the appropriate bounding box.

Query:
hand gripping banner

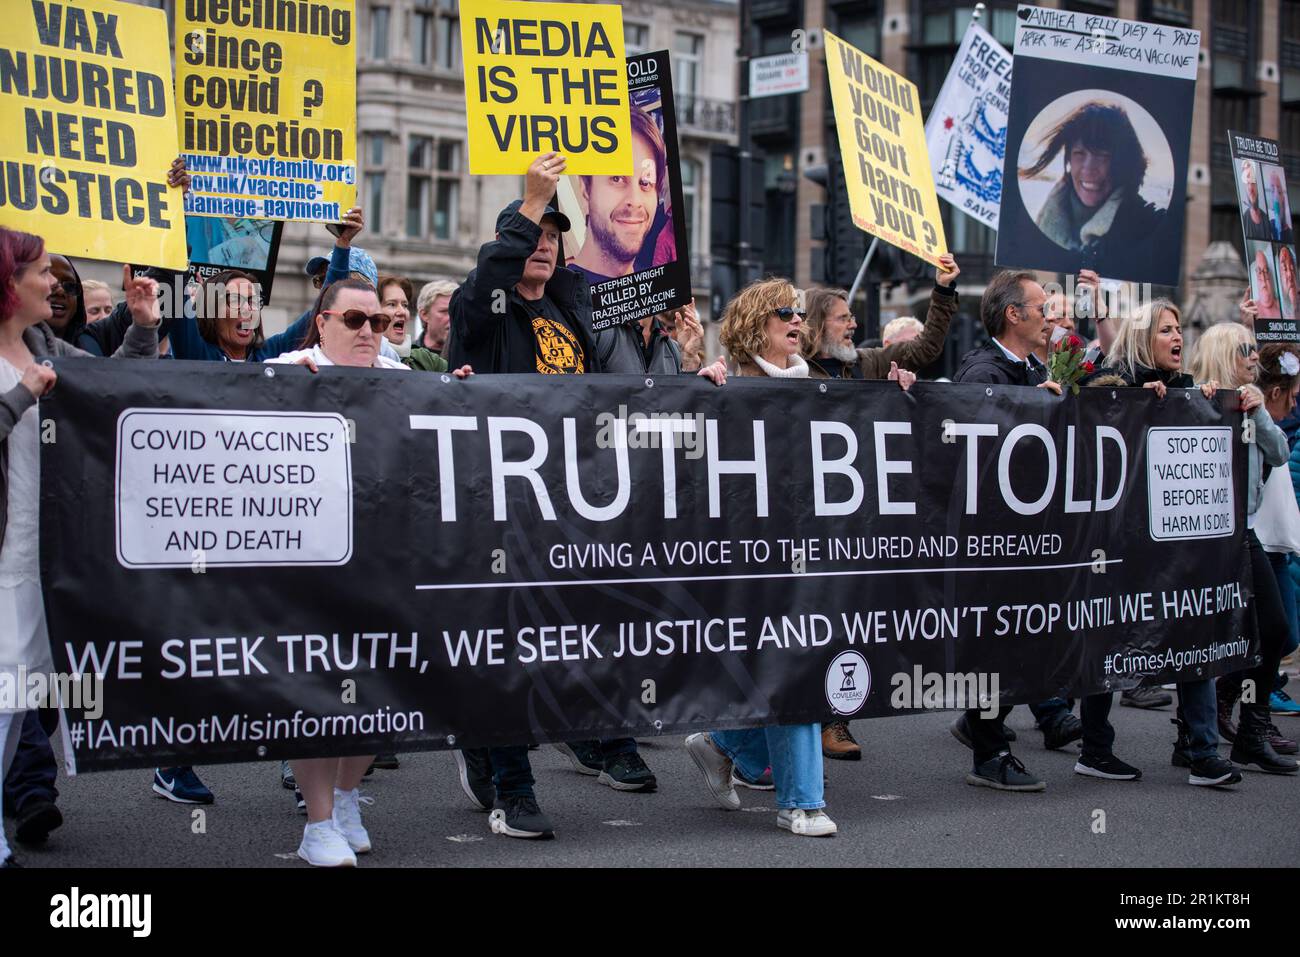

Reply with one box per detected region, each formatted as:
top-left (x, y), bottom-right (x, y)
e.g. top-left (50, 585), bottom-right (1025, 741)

top-left (39, 360), bottom-right (1252, 771)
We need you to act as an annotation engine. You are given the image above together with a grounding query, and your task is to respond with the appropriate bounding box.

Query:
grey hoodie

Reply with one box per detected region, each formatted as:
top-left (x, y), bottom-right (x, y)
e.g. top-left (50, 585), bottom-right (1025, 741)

top-left (0, 320), bottom-right (158, 548)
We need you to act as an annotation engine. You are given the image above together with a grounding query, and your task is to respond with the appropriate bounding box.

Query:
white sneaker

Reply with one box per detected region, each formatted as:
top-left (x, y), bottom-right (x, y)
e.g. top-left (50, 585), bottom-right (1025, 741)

top-left (777, 808), bottom-right (838, 837)
top-left (331, 787), bottom-right (372, 854)
top-left (297, 820), bottom-right (357, 867)
top-left (685, 733), bottom-right (740, 810)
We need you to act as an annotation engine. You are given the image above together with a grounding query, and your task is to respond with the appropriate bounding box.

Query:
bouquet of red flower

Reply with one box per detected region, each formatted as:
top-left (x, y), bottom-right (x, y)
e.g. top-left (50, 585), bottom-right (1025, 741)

top-left (1046, 331), bottom-right (1094, 395)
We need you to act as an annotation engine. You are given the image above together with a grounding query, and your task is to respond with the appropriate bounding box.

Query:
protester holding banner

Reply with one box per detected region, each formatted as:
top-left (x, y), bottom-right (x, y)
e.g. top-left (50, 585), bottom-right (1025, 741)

top-left (1078, 302), bottom-right (1236, 785)
top-left (803, 255), bottom-right (960, 381)
top-left (445, 152), bottom-right (608, 839)
top-left (687, 276), bottom-right (836, 836)
top-left (948, 271), bottom-right (1069, 791)
top-left (0, 228), bottom-right (160, 865)
top-left (448, 153), bottom-right (598, 379)
top-left (1186, 323), bottom-right (1300, 774)
top-left (273, 279), bottom-right (421, 373)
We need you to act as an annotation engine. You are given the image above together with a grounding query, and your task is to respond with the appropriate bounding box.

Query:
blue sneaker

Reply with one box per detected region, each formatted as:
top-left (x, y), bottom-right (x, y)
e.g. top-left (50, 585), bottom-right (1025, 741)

top-left (153, 767), bottom-right (215, 805)
top-left (1270, 689), bottom-right (1300, 716)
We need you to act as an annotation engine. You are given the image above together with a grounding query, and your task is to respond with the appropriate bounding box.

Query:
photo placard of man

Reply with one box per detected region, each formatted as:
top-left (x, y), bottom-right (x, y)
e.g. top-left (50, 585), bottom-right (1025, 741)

top-left (1240, 160), bottom-right (1275, 243)
top-left (568, 108), bottom-right (668, 286)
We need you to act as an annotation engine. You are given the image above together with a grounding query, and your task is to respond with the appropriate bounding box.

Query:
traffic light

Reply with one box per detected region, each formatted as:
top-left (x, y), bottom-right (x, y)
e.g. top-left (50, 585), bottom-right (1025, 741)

top-left (804, 155), bottom-right (866, 288)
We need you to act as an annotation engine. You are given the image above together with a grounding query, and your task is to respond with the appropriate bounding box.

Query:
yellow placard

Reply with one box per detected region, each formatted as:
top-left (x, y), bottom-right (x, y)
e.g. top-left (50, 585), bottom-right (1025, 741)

top-left (0, 0), bottom-right (186, 269)
top-left (176, 0), bottom-right (357, 223)
top-left (823, 31), bottom-right (947, 267)
top-left (459, 0), bottom-right (632, 176)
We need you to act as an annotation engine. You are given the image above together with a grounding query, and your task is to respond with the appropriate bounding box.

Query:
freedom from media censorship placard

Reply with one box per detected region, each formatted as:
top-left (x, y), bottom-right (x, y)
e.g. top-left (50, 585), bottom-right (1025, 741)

top-left (177, 0), bottom-right (357, 222)
top-left (459, 0), bottom-right (632, 175)
top-left (823, 31), bottom-right (947, 267)
top-left (0, 0), bottom-right (187, 269)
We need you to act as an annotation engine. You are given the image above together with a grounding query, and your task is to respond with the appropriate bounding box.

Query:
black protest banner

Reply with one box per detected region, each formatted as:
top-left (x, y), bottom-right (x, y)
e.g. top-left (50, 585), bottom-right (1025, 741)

top-left (996, 5), bottom-right (1200, 285)
top-left (41, 361), bottom-right (1252, 771)
top-left (558, 51), bottom-right (693, 331)
top-left (1228, 131), bottom-right (1299, 341)
top-left (0, 0), bottom-right (187, 268)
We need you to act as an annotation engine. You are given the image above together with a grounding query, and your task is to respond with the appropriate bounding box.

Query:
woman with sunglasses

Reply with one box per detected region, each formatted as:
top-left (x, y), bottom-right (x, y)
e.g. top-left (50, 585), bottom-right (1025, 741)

top-left (268, 280), bottom-right (469, 865)
top-left (681, 278), bottom-right (841, 837)
top-left (1189, 325), bottom-right (1300, 773)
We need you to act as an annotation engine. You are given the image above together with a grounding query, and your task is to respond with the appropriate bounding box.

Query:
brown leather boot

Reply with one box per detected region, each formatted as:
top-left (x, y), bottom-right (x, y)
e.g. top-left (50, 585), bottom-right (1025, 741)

top-left (821, 721), bottom-right (861, 761)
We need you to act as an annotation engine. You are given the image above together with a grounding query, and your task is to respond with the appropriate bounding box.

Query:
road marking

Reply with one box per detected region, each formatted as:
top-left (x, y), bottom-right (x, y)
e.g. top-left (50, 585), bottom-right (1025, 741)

top-left (602, 820), bottom-right (642, 827)
top-left (447, 834), bottom-right (484, 843)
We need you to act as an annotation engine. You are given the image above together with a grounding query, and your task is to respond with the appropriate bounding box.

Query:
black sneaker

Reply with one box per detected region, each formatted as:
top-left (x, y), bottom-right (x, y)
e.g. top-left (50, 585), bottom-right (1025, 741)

top-left (732, 765), bottom-right (775, 790)
top-left (598, 752), bottom-right (657, 792)
top-left (294, 787), bottom-right (306, 814)
top-left (372, 753), bottom-right (400, 770)
top-left (2, 855), bottom-right (20, 868)
top-left (280, 760), bottom-right (296, 789)
top-left (1042, 713), bottom-right (1084, 751)
top-left (453, 749), bottom-right (495, 811)
top-left (966, 752), bottom-right (1045, 792)
top-left (1121, 686), bottom-right (1173, 709)
top-left (553, 740), bottom-right (602, 776)
top-left (1074, 753), bottom-right (1142, 781)
top-left (1188, 755), bottom-right (1242, 787)
top-left (489, 794), bottom-right (554, 839)
top-left (14, 799), bottom-right (62, 845)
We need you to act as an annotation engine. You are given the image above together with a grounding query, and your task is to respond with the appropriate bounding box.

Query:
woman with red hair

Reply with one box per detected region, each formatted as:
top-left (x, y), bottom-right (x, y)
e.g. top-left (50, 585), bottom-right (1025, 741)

top-left (0, 227), bottom-right (159, 866)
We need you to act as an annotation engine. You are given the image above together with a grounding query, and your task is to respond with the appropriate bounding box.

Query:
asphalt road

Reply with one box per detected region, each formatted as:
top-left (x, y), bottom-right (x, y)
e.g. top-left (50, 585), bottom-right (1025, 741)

top-left (11, 691), bottom-right (1300, 868)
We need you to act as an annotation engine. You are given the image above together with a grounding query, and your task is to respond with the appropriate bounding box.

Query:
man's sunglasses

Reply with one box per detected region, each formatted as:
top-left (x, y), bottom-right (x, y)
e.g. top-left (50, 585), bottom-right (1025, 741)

top-left (321, 309), bottom-right (391, 333)
top-left (774, 306), bottom-right (807, 321)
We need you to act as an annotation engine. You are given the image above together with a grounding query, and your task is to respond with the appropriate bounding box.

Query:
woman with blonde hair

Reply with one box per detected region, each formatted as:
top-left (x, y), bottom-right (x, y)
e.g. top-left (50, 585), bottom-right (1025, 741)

top-left (1188, 326), bottom-right (1299, 773)
top-left (1096, 297), bottom-right (1194, 393)
top-left (684, 277), bottom-right (849, 837)
top-left (1089, 301), bottom-right (1255, 785)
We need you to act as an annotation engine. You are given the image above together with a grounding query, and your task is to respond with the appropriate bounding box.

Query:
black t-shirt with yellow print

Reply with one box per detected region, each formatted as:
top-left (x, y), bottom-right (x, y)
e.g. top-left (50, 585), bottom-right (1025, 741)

top-left (521, 294), bottom-right (586, 374)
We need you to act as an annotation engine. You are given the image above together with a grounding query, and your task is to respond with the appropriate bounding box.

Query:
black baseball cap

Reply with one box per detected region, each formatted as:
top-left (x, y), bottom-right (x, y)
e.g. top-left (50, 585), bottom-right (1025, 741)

top-left (496, 198), bottom-right (571, 234)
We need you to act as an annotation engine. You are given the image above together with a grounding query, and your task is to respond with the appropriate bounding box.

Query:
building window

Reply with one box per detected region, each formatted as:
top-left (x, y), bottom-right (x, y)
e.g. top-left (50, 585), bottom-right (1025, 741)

top-left (913, 3), bottom-right (1018, 110)
top-left (437, 0), bottom-right (460, 70)
top-left (673, 32), bottom-right (703, 101)
top-left (1211, 0), bottom-right (1254, 90)
top-left (370, 6), bottom-right (390, 59)
top-left (680, 157), bottom-right (701, 262)
top-left (364, 134), bottom-right (386, 234)
top-left (1142, 0), bottom-right (1193, 26)
top-left (407, 135), bottom-right (461, 240)
top-left (835, 7), bottom-right (880, 58)
top-left (413, 6), bottom-right (434, 66)
top-left (625, 22), bottom-right (649, 55)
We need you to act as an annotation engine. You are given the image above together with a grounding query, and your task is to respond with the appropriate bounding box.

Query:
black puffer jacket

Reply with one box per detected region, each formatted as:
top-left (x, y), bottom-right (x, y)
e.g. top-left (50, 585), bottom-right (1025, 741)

top-left (952, 340), bottom-right (1047, 386)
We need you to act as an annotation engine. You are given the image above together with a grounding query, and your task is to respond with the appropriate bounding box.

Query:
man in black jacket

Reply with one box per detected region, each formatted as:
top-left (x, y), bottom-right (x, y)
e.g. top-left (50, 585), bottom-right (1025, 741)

top-left (448, 153), bottom-right (668, 840)
top-left (950, 271), bottom-right (1064, 791)
top-left (448, 153), bottom-right (599, 376)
